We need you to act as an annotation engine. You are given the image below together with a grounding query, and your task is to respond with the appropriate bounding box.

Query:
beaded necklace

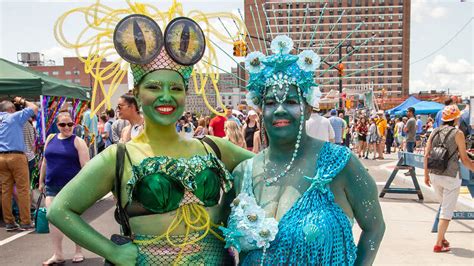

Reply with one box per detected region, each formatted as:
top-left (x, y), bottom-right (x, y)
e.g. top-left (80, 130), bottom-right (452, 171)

top-left (262, 86), bottom-right (305, 186)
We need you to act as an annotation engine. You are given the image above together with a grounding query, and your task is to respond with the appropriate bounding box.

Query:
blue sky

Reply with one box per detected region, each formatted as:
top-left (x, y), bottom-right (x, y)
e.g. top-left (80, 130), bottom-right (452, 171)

top-left (0, 0), bottom-right (472, 97)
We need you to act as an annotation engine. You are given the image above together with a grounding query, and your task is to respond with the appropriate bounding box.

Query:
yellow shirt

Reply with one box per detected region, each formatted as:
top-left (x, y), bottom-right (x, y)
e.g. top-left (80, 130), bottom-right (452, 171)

top-left (376, 118), bottom-right (387, 137)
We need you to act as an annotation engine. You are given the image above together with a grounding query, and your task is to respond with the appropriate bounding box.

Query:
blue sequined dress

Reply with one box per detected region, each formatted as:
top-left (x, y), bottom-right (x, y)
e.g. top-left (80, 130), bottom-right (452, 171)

top-left (224, 142), bottom-right (357, 265)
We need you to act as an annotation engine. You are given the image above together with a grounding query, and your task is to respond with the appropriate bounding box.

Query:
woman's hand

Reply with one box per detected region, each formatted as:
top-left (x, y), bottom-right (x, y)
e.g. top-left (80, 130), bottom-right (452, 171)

top-left (424, 174), bottom-right (431, 187)
top-left (38, 183), bottom-right (45, 192)
top-left (109, 242), bottom-right (138, 266)
top-left (228, 247), bottom-right (240, 266)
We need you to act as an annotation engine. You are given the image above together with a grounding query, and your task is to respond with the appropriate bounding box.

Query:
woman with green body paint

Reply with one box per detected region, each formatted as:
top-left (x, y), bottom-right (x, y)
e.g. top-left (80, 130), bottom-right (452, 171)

top-left (48, 13), bottom-right (254, 265)
top-left (48, 69), bottom-right (253, 265)
top-left (222, 36), bottom-right (385, 265)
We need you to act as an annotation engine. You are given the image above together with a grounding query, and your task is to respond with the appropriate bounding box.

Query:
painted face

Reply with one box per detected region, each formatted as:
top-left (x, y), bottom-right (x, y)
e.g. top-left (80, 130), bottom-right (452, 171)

top-left (57, 115), bottom-right (74, 137)
top-left (136, 69), bottom-right (186, 126)
top-left (262, 84), bottom-right (307, 141)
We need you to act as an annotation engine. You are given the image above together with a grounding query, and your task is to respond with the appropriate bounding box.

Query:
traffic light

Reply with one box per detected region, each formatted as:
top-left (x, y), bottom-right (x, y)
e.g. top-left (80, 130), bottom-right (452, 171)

top-left (233, 40), bottom-right (248, 57)
top-left (337, 63), bottom-right (345, 76)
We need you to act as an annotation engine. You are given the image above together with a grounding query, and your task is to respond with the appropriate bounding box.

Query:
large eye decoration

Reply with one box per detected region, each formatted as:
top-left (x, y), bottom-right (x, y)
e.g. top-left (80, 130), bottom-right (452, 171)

top-left (164, 17), bottom-right (206, 66)
top-left (114, 14), bottom-right (163, 64)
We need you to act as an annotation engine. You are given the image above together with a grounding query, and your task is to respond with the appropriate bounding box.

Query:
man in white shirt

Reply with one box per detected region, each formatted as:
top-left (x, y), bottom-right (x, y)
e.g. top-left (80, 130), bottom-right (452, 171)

top-left (306, 108), bottom-right (335, 143)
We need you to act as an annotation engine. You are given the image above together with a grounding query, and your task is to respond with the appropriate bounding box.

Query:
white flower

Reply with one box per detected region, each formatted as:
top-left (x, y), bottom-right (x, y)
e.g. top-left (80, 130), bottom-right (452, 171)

top-left (271, 35), bottom-right (294, 55)
top-left (305, 86), bottom-right (322, 108)
top-left (297, 50), bottom-right (321, 72)
top-left (245, 52), bottom-right (266, 73)
top-left (254, 218), bottom-right (279, 248)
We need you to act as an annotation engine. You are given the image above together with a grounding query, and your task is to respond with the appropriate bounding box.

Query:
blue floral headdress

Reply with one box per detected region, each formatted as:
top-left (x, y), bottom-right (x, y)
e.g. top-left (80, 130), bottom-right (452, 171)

top-left (245, 35), bottom-right (322, 108)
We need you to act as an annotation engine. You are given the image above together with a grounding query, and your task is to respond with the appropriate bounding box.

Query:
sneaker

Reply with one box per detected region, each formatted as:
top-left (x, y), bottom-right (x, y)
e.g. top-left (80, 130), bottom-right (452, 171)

top-left (19, 223), bottom-right (35, 231)
top-left (5, 223), bottom-right (20, 231)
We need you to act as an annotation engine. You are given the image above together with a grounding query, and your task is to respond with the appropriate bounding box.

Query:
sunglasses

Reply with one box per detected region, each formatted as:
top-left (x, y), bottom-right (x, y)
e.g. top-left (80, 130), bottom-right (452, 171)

top-left (58, 122), bottom-right (74, 128)
top-left (116, 104), bottom-right (128, 110)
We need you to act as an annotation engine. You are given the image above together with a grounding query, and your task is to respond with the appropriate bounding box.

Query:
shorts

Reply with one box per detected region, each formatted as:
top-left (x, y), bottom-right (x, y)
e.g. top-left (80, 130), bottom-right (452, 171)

top-left (395, 136), bottom-right (403, 146)
top-left (430, 173), bottom-right (462, 220)
top-left (45, 185), bottom-right (63, 197)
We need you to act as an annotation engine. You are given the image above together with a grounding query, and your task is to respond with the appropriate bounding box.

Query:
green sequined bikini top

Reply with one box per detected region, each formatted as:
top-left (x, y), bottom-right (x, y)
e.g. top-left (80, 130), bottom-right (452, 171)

top-left (126, 141), bottom-right (233, 217)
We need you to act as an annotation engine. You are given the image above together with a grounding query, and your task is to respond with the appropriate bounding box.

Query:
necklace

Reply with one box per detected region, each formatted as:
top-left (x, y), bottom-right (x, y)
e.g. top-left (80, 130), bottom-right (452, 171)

top-left (263, 87), bottom-right (305, 186)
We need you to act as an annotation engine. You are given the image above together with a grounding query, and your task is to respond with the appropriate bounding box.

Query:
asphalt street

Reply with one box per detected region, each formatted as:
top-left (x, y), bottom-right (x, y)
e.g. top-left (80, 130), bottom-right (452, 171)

top-left (0, 153), bottom-right (472, 265)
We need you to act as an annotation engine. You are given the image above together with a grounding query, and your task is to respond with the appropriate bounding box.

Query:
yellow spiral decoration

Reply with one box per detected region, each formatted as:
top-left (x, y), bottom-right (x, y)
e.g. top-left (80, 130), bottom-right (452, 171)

top-left (54, 0), bottom-right (246, 117)
top-left (133, 203), bottom-right (224, 265)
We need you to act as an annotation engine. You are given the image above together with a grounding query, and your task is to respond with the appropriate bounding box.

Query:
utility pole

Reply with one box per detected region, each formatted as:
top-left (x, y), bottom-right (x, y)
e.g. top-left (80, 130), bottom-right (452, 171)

top-left (339, 45), bottom-right (343, 112)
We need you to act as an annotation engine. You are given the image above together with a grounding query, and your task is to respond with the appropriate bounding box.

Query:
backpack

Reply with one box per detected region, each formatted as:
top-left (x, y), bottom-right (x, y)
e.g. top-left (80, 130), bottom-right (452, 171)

top-left (427, 127), bottom-right (457, 172)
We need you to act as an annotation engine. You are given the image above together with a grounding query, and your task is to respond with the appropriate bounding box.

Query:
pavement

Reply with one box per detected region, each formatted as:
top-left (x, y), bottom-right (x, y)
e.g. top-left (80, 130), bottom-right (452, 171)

top-left (0, 152), bottom-right (472, 265)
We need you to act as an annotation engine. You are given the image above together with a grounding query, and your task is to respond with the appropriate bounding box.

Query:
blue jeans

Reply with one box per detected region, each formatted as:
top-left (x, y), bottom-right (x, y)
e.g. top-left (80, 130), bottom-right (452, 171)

top-left (406, 141), bottom-right (415, 153)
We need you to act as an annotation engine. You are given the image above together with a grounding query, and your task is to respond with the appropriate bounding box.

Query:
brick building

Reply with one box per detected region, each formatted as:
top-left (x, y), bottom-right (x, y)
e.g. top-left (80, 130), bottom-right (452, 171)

top-left (244, 0), bottom-right (411, 99)
top-left (29, 57), bottom-right (129, 110)
top-left (186, 67), bottom-right (245, 115)
top-left (218, 67), bottom-right (246, 108)
top-left (186, 78), bottom-right (218, 116)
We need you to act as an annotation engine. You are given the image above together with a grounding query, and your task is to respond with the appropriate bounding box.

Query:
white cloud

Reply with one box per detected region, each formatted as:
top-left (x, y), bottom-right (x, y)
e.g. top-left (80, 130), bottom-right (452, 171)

top-left (430, 6), bottom-right (447, 18)
top-left (411, 55), bottom-right (474, 97)
top-left (411, 1), bottom-right (448, 23)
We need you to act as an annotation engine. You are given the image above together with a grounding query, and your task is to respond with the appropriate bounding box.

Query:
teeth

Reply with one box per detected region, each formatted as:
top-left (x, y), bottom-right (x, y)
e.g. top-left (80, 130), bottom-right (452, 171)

top-left (157, 107), bottom-right (174, 112)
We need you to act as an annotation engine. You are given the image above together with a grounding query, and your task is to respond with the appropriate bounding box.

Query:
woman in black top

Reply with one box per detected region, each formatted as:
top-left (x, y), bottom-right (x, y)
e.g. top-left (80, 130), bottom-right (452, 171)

top-left (242, 110), bottom-right (259, 153)
top-left (385, 118), bottom-right (395, 154)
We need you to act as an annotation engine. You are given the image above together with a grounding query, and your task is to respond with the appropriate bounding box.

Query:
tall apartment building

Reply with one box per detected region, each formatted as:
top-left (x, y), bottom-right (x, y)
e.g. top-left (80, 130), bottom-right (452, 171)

top-left (219, 67), bottom-right (246, 108)
top-left (28, 57), bottom-right (129, 110)
top-left (244, 0), bottom-right (411, 99)
top-left (186, 79), bottom-right (218, 116)
top-left (186, 67), bottom-right (245, 115)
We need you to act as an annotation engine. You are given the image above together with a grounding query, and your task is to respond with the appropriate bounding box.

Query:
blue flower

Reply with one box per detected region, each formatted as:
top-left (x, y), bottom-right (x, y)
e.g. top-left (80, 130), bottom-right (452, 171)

top-left (297, 50), bottom-right (321, 72)
top-left (245, 52), bottom-right (266, 73)
top-left (270, 35), bottom-right (294, 55)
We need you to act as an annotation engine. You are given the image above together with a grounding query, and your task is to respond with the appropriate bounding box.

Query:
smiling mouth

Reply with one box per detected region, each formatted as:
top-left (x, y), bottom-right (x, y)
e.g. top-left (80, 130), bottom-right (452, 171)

top-left (155, 105), bottom-right (176, 115)
top-left (272, 119), bottom-right (291, 127)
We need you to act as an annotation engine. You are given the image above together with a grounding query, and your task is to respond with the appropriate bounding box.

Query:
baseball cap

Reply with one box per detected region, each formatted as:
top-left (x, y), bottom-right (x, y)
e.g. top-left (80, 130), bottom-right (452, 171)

top-left (330, 109), bottom-right (337, 116)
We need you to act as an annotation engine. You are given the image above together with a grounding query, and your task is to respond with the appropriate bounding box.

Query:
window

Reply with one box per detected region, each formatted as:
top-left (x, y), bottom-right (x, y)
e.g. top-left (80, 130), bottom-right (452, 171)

top-left (74, 79), bottom-right (81, 83)
top-left (65, 71), bottom-right (71, 75)
top-left (42, 72), bottom-right (49, 75)
top-left (66, 79), bottom-right (72, 82)
top-left (52, 71), bottom-right (59, 76)
top-left (73, 70), bottom-right (80, 75)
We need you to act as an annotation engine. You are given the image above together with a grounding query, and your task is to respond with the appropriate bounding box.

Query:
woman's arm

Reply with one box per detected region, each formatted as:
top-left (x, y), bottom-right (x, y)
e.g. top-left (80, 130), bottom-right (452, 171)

top-left (38, 156), bottom-right (47, 192)
top-left (74, 136), bottom-right (90, 167)
top-left (252, 131), bottom-right (260, 153)
top-left (207, 136), bottom-right (254, 171)
top-left (423, 131), bottom-right (435, 186)
top-left (47, 145), bottom-right (137, 265)
top-left (455, 131), bottom-right (474, 171)
top-left (38, 134), bottom-right (55, 191)
top-left (342, 155), bottom-right (385, 266)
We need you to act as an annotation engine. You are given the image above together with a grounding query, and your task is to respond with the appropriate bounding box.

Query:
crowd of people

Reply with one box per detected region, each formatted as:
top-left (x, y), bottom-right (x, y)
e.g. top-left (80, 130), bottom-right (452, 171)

top-left (0, 6), bottom-right (471, 264)
top-left (305, 98), bottom-right (472, 162)
top-left (174, 106), bottom-right (261, 153)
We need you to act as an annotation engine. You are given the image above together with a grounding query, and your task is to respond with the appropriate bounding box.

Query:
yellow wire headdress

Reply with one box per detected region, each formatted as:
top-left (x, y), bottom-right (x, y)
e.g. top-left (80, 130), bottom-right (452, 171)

top-left (54, 0), bottom-right (246, 116)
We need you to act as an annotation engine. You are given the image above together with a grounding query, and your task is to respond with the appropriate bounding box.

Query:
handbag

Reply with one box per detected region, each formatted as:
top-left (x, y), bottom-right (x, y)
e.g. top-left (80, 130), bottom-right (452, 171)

top-left (34, 192), bottom-right (49, 234)
top-left (105, 143), bottom-right (132, 266)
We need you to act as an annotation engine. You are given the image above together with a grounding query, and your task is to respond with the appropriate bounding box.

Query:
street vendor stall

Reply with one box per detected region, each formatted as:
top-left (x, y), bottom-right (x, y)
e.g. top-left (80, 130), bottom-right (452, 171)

top-left (394, 100), bottom-right (444, 116)
top-left (0, 58), bottom-right (91, 143)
